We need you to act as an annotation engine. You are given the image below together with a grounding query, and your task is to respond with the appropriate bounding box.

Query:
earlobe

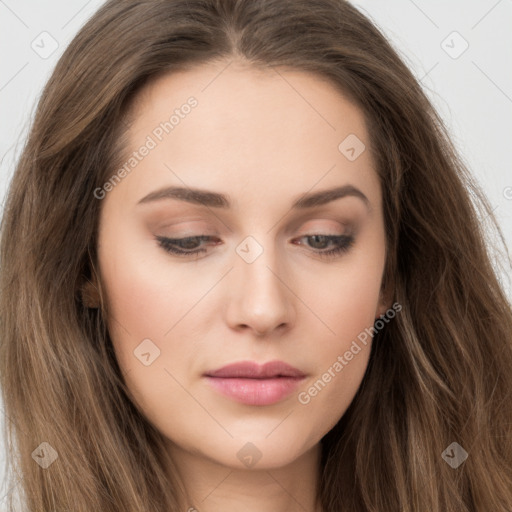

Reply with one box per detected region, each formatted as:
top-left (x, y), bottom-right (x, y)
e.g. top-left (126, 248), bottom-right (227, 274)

top-left (375, 299), bottom-right (390, 319)
top-left (375, 282), bottom-right (394, 319)
top-left (80, 279), bottom-right (100, 309)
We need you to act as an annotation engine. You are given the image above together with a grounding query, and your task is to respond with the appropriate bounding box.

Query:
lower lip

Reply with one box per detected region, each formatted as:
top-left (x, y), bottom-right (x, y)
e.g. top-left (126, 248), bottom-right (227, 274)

top-left (205, 376), bottom-right (304, 406)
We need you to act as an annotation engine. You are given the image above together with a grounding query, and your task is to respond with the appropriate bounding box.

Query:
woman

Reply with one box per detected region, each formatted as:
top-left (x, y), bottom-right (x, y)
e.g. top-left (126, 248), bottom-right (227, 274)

top-left (0, 0), bottom-right (511, 510)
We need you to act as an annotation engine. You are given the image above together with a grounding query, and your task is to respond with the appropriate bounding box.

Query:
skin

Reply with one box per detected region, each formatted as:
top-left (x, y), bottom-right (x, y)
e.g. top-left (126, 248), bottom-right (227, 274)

top-left (95, 59), bottom-right (389, 512)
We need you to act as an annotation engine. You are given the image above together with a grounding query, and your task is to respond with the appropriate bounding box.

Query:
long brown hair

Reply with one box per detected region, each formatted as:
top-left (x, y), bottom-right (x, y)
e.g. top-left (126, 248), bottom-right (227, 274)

top-left (1, 0), bottom-right (511, 510)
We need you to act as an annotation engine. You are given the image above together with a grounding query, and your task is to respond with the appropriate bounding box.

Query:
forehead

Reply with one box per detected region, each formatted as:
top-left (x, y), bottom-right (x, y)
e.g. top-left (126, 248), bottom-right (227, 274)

top-left (128, 60), bottom-right (369, 147)
top-left (113, 60), bottom-right (380, 212)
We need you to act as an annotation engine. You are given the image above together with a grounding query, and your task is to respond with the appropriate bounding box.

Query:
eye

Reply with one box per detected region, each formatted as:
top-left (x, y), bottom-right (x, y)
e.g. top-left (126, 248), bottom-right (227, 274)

top-left (293, 234), bottom-right (354, 259)
top-left (155, 233), bottom-right (355, 259)
top-left (155, 235), bottom-right (220, 258)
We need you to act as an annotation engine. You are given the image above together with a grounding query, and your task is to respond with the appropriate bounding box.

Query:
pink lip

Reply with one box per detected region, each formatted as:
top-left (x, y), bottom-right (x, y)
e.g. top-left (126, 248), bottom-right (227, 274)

top-left (204, 360), bottom-right (306, 406)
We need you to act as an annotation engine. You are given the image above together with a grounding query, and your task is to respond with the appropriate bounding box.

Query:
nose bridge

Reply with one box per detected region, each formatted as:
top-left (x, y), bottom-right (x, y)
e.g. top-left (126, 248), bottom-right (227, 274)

top-left (236, 234), bottom-right (281, 293)
top-left (226, 233), bottom-right (294, 334)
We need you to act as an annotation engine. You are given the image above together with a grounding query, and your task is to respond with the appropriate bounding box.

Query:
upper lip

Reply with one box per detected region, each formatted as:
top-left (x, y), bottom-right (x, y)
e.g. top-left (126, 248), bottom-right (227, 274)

top-left (204, 360), bottom-right (306, 379)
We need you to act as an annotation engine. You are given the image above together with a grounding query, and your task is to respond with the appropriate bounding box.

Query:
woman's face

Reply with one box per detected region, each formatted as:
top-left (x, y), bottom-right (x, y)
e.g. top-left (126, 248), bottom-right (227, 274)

top-left (96, 60), bottom-right (388, 469)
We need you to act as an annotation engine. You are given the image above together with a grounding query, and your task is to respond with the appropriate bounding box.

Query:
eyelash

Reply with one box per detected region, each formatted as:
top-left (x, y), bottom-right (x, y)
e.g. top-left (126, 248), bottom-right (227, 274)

top-left (155, 234), bottom-right (354, 260)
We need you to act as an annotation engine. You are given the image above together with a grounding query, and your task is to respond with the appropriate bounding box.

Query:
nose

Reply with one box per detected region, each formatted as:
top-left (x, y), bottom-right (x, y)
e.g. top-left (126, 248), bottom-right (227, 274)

top-left (224, 239), bottom-right (295, 337)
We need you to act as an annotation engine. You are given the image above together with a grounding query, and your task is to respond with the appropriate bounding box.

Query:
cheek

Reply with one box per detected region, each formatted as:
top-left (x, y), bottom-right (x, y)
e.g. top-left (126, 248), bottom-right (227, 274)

top-left (295, 343), bottom-right (371, 445)
top-left (99, 220), bottom-right (214, 335)
top-left (97, 233), bottom-right (210, 427)
top-left (293, 284), bottom-right (379, 437)
top-left (96, 225), bottom-right (208, 380)
top-left (294, 244), bottom-right (384, 422)
top-left (305, 244), bottom-right (385, 350)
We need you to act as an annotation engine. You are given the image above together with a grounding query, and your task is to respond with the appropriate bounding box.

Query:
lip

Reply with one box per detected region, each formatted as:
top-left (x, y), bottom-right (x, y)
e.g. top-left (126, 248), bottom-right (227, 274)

top-left (204, 360), bottom-right (306, 406)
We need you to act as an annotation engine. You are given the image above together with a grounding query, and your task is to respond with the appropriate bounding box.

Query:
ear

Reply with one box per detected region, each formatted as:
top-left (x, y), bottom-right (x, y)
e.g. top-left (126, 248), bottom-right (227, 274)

top-left (375, 280), bottom-right (394, 319)
top-left (80, 277), bottom-right (100, 309)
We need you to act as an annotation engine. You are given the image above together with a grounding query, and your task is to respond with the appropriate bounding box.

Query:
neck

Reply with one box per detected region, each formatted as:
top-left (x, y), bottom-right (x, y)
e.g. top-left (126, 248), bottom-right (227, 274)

top-left (166, 442), bottom-right (323, 512)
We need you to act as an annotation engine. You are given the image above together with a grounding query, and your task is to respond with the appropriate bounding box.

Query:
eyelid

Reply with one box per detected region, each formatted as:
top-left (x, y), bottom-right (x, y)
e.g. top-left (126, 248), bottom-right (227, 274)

top-left (155, 221), bottom-right (355, 244)
top-left (155, 232), bottom-right (355, 261)
top-left (295, 222), bottom-right (354, 239)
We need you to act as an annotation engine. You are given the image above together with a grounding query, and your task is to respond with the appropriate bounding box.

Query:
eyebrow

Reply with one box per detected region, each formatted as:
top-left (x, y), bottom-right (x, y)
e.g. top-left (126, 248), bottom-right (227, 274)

top-left (137, 184), bottom-right (370, 210)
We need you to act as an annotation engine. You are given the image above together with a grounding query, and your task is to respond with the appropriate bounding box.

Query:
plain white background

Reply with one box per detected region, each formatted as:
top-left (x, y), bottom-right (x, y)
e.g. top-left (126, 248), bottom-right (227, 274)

top-left (0, 0), bottom-right (511, 507)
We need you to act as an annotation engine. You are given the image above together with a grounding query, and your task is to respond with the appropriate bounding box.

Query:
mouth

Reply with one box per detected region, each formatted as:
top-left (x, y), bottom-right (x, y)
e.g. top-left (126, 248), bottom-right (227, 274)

top-left (203, 360), bottom-right (306, 406)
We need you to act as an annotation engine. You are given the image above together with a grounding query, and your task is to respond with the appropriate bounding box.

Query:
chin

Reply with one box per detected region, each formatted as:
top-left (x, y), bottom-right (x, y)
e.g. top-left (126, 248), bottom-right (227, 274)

top-left (188, 429), bottom-right (320, 470)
